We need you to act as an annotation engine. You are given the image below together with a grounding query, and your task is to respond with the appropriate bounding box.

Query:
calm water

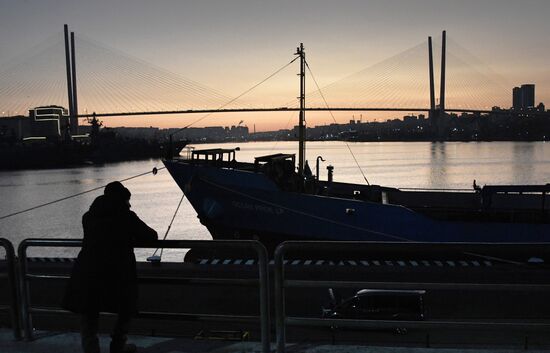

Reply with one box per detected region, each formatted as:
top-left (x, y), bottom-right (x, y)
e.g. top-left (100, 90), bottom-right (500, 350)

top-left (1, 141), bottom-right (549, 260)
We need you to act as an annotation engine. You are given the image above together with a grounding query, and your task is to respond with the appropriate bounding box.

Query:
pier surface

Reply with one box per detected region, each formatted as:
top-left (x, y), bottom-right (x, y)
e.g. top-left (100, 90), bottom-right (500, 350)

top-left (2, 328), bottom-right (550, 353)
top-left (3, 243), bottom-right (550, 352)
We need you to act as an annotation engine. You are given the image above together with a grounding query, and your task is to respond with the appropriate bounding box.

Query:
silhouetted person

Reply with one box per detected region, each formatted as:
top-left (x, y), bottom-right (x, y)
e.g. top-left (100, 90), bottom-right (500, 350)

top-left (64, 181), bottom-right (158, 353)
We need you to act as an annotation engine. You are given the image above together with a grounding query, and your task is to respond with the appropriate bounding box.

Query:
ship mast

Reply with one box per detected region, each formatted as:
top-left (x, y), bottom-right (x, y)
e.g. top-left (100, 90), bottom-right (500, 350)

top-left (64, 25), bottom-right (74, 136)
top-left (295, 43), bottom-right (306, 175)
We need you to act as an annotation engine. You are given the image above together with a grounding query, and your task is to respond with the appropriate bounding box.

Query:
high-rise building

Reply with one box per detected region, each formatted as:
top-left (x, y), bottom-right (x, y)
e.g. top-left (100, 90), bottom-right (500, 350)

top-left (512, 87), bottom-right (522, 110)
top-left (512, 84), bottom-right (536, 110)
top-left (521, 84), bottom-right (535, 109)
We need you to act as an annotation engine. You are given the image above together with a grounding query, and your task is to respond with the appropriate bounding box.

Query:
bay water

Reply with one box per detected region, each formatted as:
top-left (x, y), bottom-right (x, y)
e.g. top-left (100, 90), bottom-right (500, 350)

top-left (1, 141), bottom-right (549, 260)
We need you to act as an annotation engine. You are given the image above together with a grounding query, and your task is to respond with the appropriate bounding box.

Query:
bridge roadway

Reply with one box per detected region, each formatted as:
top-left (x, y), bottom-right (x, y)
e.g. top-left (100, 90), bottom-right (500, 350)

top-left (78, 107), bottom-right (494, 118)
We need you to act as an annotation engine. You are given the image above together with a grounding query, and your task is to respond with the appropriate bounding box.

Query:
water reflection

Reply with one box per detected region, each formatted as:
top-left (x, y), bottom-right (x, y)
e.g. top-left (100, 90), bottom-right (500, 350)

top-left (1, 141), bottom-right (549, 260)
top-left (429, 142), bottom-right (447, 188)
top-left (512, 142), bottom-right (535, 185)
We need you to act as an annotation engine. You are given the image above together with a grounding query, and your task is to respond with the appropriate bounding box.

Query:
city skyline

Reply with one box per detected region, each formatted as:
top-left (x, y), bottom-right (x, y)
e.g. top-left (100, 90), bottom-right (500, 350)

top-left (1, 0), bottom-right (549, 131)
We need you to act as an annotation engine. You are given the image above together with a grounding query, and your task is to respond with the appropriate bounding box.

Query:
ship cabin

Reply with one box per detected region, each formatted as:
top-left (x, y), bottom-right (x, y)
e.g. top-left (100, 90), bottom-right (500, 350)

top-left (190, 148), bottom-right (238, 163)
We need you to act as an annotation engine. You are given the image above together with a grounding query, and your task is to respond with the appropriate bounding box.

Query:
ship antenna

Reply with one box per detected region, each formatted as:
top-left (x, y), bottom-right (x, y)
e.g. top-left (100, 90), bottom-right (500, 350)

top-left (295, 43), bottom-right (306, 175)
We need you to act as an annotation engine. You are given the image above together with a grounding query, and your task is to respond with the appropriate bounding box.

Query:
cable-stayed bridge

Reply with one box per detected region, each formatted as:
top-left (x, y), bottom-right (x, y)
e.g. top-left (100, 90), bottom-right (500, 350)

top-left (0, 27), bottom-right (534, 130)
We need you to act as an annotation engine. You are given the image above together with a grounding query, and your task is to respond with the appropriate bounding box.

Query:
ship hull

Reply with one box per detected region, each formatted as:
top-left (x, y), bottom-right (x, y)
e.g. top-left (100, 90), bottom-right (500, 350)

top-left (164, 159), bottom-right (550, 248)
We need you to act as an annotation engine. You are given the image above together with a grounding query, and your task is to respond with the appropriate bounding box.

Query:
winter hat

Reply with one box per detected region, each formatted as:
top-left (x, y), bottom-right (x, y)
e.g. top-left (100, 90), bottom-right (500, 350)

top-left (104, 181), bottom-right (131, 201)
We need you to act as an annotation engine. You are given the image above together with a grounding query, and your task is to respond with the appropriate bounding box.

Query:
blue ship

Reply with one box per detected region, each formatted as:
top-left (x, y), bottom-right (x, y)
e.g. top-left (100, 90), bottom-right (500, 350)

top-left (164, 150), bottom-right (550, 250)
top-left (163, 43), bottom-right (550, 249)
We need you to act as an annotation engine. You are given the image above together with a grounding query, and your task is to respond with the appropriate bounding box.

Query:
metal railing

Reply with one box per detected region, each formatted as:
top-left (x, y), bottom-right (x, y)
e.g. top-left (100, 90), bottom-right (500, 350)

top-left (18, 238), bottom-right (270, 353)
top-left (274, 241), bottom-right (550, 353)
top-left (0, 238), bottom-right (21, 340)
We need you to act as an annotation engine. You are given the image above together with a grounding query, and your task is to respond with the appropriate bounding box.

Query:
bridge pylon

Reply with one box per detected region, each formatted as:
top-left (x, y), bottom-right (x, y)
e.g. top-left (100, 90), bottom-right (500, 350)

top-left (428, 30), bottom-right (447, 140)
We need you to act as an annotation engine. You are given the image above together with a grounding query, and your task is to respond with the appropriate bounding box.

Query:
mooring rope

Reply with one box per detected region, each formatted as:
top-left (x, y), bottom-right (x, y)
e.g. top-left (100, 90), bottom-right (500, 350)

top-left (149, 193), bottom-right (186, 260)
top-left (170, 56), bottom-right (300, 137)
top-left (0, 167), bottom-right (164, 221)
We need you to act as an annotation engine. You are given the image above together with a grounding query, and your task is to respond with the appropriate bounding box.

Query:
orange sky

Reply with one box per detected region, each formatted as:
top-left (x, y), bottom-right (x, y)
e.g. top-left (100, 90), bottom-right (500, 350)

top-left (2, 1), bottom-right (549, 131)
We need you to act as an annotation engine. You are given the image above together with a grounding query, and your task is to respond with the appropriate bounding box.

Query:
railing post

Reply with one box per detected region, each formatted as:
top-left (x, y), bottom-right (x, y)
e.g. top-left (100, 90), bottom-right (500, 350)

top-left (17, 239), bottom-right (34, 340)
top-left (274, 242), bottom-right (287, 353)
top-left (254, 241), bottom-right (271, 353)
top-left (0, 238), bottom-right (22, 340)
top-left (14, 238), bottom-right (271, 348)
top-left (273, 241), bottom-right (550, 348)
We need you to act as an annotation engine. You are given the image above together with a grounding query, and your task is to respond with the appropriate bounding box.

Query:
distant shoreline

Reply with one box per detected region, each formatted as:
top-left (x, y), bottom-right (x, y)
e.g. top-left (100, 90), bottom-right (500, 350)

top-left (190, 138), bottom-right (549, 144)
top-left (1, 140), bottom-right (547, 172)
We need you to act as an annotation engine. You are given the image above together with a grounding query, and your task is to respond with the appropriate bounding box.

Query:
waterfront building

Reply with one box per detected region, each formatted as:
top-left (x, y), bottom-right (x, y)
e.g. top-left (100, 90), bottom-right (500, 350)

top-left (28, 105), bottom-right (70, 140)
top-left (521, 84), bottom-right (535, 109)
top-left (512, 86), bottom-right (522, 110)
top-left (512, 84), bottom-right (536, 111)
top-left (0, 115), bottom-right (30, 141)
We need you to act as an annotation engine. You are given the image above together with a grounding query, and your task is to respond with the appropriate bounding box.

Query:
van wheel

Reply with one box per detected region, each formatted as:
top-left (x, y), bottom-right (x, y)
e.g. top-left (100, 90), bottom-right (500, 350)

top-left (396, 328), bottom-right (408, 335)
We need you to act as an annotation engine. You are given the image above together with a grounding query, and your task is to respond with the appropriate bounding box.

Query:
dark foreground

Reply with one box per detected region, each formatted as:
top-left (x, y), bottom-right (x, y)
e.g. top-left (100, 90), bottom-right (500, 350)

top-left (3, 327), bottom-right (550, 353)
top-left (2, 253), bottom-right (550, 351)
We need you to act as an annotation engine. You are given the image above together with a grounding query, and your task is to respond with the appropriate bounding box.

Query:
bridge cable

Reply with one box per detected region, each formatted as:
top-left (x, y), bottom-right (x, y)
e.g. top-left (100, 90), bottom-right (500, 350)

top-left (170, 56), bottom-right (300, 137)
top-left (73, 34), bottom-right (232, 112)
top-left (305, 60), bottom-right (370, 185)
top-left (0, 167), bottom-right (164, 221)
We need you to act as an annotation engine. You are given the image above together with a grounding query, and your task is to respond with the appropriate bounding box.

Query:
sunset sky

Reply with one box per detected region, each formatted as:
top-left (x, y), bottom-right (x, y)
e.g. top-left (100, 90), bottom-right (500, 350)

top-left (1, 0), bottom-right (549, 131)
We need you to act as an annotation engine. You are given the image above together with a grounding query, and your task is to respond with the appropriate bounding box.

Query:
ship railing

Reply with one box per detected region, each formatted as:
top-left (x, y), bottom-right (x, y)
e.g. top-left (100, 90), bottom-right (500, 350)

top-left (274, 241), bottom-right (550, 353)
top-left (18, 238), bottom-right (271, 353)
top-left (399, 187), bottom-right (474, 192)
top-left (0, 238), bottom-right (21, 340)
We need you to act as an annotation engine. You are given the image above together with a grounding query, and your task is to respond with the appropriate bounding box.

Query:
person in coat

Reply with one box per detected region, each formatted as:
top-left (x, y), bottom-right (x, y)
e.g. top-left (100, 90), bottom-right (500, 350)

top-left (63, 181), bottom-right (158, 353)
